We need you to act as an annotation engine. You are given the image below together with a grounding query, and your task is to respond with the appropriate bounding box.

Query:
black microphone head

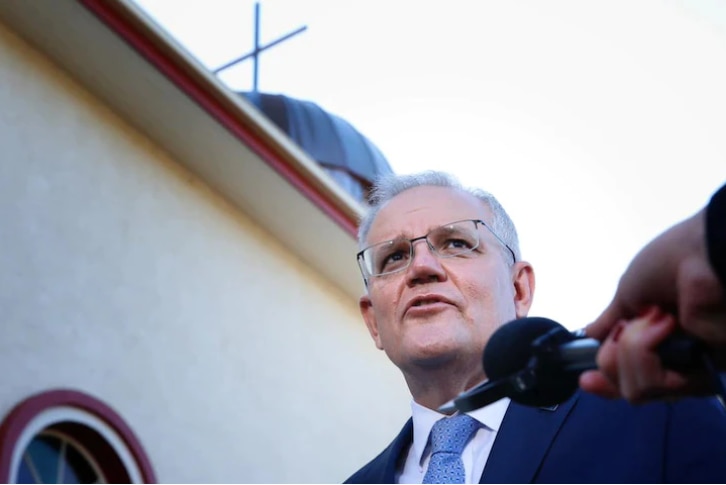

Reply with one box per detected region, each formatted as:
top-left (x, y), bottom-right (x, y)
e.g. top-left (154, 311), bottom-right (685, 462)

top-left (484, 316), bottom-right (580, 407)
top-left (484, 317), bottom-right (561, 380)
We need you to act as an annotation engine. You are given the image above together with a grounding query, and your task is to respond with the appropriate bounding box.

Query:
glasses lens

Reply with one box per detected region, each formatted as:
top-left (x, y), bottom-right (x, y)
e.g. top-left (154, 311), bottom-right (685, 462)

top-left (428, 221), bottom-right (480, 257)
top-left (365, 239), bottom-right (412, 276)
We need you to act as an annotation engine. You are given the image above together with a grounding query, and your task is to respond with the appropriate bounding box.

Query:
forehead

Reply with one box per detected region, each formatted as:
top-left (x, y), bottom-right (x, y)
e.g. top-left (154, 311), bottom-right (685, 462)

top-left (368, 186), bottom-right (492, 243)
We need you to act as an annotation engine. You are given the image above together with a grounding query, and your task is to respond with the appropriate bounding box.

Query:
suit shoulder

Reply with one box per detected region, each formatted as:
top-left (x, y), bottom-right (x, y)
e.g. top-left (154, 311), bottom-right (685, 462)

top-left (664, 396), bottom-right (726, 482)
top-left (344, 442), bottom-right (404, 484)
top-left (344, 452), bottom-right (388, 484)
top-left (666, 395), bottom-right (726, 439)
top-left (344, 419), bottom-right (413, 484)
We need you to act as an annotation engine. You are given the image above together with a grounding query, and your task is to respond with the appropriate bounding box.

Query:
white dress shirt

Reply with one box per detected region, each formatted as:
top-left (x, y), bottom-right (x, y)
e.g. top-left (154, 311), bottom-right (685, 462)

top-left (396, 398), bottom-right (510, 484)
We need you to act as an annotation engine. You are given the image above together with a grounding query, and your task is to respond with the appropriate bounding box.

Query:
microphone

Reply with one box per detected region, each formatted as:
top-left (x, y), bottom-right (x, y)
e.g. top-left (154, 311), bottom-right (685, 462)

top-left (439, 316), bottom-right (708, 413)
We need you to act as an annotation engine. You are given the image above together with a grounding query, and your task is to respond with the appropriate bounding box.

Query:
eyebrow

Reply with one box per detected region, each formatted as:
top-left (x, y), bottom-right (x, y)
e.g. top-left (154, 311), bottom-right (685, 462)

top-left (376, 220), bottom-right (471, 242)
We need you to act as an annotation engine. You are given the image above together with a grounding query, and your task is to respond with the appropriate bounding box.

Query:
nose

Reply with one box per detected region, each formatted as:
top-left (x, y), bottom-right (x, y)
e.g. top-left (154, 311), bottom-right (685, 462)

top-left (406, 238), bottom-right (446, 286)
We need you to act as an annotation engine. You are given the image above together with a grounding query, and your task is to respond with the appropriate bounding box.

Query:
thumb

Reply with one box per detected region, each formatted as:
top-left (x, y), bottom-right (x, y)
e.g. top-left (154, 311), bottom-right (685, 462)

top-left (586, 299), bottom-right (627, 341)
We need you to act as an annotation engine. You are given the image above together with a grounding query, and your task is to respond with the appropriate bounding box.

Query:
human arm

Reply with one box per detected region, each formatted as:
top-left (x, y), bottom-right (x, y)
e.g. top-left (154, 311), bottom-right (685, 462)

top-left (580, 183), bottom-right (726, 401)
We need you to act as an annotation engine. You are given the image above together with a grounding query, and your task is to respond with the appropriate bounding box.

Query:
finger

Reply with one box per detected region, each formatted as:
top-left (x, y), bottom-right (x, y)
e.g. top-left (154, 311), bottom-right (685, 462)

top-left (586, 300), bottom-right (627, 341)
top-left (594, 309), bottom-right (665, 401)
top-left (594, 319), bottom-right (627, 385)
top-left (579, 370), bottom-right (622, 399)
top-left (679, 258), bottom-right (726, 348)
top-left (616, 311), bottom-right (698, 402)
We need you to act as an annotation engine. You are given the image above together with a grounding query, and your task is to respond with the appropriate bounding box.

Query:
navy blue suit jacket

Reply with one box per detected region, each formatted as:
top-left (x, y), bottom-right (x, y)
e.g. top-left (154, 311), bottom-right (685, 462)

top-left (345, 391), bottom-right (726, 483)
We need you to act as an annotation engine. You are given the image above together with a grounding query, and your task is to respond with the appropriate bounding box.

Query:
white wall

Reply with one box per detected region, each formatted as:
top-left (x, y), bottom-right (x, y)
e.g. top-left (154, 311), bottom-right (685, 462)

top-left (0, 22), bottom-right (410, 483)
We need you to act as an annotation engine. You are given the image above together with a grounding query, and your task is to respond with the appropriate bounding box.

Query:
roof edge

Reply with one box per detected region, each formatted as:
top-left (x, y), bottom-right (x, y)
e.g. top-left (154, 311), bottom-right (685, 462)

top-left (79, 0), bottom-right (365, 237)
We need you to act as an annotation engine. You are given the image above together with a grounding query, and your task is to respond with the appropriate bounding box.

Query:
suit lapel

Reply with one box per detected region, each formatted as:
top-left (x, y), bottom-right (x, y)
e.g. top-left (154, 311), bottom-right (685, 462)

top-left (374, 418), bottom-right (414, 483)
top-left (479, 393), bottom-right (579, 483)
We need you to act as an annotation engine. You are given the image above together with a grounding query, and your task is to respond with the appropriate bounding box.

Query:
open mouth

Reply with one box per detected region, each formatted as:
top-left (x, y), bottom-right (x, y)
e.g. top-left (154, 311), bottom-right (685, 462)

top-left (412, 298), bottom-right (445, 307)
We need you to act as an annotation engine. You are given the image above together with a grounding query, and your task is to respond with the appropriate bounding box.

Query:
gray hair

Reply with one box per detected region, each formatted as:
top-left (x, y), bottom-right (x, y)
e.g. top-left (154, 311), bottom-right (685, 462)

top-left (357, 171), bottom-right (521, 264)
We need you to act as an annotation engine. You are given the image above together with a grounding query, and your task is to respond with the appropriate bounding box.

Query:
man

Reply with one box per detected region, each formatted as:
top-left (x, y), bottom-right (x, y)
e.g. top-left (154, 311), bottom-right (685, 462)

top-left (345, 171), bottom-right (726, 484)
top-left (581, 182), bottom-right (726, 402)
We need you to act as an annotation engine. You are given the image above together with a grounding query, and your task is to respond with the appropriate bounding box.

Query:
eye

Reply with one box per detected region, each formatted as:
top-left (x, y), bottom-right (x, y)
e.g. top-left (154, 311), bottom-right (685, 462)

top-left (433, 229), bottom-right (478, 256)
top-left (382, 250), bottom-right (406, 266)
top-left (375, 242), bottom-right (410, 273)
top-left (443, 238), bottom-right (473, 250)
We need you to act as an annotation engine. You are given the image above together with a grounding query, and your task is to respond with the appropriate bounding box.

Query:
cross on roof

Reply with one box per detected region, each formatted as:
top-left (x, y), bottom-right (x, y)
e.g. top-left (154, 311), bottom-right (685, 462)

top-left (212, 2), bottom-right (307, 91)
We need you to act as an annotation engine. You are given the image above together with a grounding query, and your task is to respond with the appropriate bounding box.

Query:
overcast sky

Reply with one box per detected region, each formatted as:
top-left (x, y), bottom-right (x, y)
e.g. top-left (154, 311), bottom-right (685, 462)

top-left (132, 0), bottom-right (726, 329)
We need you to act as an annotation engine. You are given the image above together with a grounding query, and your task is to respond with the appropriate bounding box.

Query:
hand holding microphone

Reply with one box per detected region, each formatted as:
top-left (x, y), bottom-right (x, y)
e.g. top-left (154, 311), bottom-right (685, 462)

top-left (441, 313), bottom-right (723, 413)
top-left (582, 183), bottom-right (726, 402)
top-left (580, 307), bottom-right (725, 403)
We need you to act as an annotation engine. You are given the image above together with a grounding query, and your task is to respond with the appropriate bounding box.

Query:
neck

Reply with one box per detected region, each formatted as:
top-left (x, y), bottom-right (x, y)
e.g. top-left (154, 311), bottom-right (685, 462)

top-left (404, 365), bottom-right (485, 412)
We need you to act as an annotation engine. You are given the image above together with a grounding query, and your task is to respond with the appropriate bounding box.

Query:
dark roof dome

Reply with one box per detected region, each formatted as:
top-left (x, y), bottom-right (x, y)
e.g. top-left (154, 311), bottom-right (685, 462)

top-left (240, 91), bottom-right (393, 204)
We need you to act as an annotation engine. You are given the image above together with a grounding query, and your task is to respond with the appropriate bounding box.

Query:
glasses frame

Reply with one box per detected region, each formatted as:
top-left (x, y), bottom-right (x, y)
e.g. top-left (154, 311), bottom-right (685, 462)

top-left (356, 218), bottom-right (516, 283)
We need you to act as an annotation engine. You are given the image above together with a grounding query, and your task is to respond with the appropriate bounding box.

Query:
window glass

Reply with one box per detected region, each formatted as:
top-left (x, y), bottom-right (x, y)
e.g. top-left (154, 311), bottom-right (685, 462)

top-left (17, 433), bottom-right (103, 484)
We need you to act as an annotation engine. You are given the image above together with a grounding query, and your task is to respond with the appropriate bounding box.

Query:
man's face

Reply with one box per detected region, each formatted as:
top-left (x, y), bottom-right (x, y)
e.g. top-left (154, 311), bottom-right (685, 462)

top-left (359, 186), bottom-right (534, 378)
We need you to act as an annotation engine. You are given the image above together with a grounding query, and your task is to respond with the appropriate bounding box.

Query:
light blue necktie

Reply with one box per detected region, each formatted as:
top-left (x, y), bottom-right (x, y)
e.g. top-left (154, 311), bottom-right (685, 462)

top-left (423, 414), bottom-right (481, 484)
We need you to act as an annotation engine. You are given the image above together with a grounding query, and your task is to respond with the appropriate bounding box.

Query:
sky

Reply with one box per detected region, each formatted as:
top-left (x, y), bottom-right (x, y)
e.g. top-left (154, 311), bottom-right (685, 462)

top-left (132, 0), bottom-right (726, 329)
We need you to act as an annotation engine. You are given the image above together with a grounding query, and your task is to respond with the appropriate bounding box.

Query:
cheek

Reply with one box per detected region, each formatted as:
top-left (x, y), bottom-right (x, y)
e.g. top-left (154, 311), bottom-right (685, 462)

top-left (460, 274), bottom-right (514, 317)
top-left (370, 285), bottom-right (403, 325)
top-left (460, 277), bottom-right (495, 303)
top-left (371, 284), bottom-right (401, 321)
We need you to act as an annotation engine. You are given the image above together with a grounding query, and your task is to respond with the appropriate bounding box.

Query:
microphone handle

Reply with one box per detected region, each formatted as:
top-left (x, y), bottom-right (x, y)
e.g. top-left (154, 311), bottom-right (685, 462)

top-left (555, 334), bottom-right (706, 374)
top-left (452, 379), bottom-right (509, 413)
top-left (557, 333), bottom-right (724, 410)
top-left (657, 335), bottom-right (705, 372)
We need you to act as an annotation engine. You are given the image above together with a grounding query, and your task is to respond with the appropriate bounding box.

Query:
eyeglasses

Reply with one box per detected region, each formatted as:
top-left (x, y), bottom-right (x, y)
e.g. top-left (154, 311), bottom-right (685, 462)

top-left (357, 219), bottom-right (516, 281)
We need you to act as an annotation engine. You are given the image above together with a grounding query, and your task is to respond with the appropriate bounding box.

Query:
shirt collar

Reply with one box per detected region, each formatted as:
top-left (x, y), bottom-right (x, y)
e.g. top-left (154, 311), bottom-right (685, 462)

top-left (410, 397), bottom-right (510, 467)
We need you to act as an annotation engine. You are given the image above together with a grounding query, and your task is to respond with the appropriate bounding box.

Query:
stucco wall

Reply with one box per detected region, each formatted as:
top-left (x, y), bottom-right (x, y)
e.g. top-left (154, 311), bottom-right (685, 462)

top-left (0, 22), bottom-right (410, 483)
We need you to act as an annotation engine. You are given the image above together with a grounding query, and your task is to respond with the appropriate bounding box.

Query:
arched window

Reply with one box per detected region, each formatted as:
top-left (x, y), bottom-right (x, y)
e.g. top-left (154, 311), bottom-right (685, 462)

top-left (17, 429), bottom-right (104, 483)
top-left (0, 390), bottom-right (156, 483)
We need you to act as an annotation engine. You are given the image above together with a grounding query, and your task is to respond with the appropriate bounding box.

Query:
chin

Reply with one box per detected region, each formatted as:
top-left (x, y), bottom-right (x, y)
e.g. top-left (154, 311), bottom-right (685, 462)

top-left (406, 340), bottom-right (464, 368)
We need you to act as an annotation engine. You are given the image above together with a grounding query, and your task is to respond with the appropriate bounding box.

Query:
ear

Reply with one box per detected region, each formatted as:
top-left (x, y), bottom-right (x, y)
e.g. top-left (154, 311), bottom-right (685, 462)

top-left (359, 295), bottom-right (384, 350)
top-left (512, 261), bottom-right (535, 318)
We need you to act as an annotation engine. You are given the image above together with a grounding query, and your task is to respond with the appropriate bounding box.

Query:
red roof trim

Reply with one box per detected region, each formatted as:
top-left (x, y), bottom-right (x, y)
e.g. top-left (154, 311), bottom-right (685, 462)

top-left (78, 0), bottom-right (358, 236)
